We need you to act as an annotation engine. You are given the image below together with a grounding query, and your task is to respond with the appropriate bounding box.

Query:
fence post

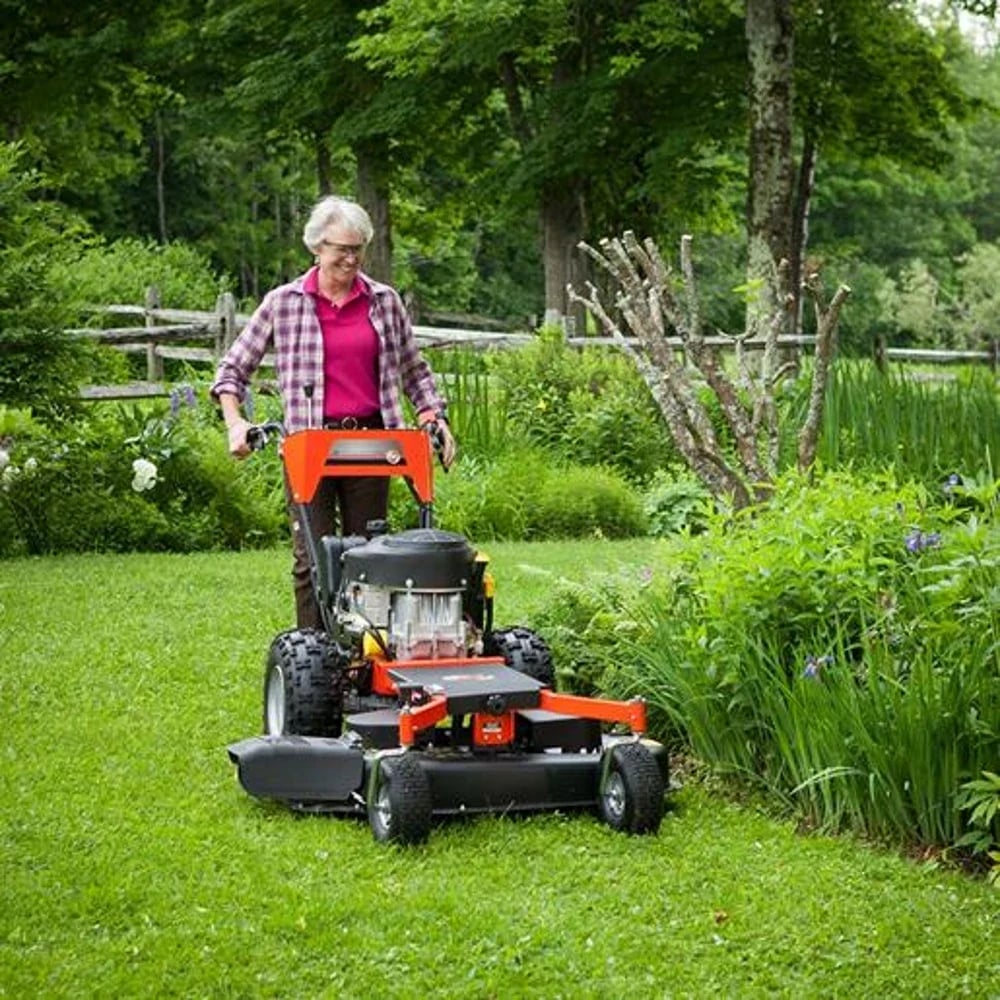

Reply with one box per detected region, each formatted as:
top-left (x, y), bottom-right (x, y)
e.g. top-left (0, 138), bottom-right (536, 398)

top-left (215, 292), bottom-right (238, 357)
top-left (874, 334), bottom-right (887, 374)
top-left (145, 285), bottom-right (164, 382)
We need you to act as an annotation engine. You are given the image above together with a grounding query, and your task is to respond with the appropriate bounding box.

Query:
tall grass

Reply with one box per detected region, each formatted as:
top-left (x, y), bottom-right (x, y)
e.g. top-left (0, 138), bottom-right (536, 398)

top-left (810, 361), bottom-right (999, 482)
top-left (608, 469), bottom-right (1000, 851)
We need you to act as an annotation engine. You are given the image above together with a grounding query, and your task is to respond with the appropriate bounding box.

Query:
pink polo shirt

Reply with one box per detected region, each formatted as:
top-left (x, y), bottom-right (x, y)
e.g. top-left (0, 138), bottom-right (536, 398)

top-left (303, 267), bottom-right (380, 421)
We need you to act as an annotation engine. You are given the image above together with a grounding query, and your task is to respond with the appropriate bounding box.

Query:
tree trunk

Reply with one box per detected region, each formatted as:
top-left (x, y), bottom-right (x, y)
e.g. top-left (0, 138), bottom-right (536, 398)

top-left (315, 134), bottom-right (333, 196)
top-left (356, 140), bottom-right (393, 285)
top-left (153, 112), bottom-right (168, 243)
top-left (745, 0), bottom-right (795, 338)
top-left (541, 181), bottom-right (586, 329)
top-left (789, 131), bottom-right (818, 335)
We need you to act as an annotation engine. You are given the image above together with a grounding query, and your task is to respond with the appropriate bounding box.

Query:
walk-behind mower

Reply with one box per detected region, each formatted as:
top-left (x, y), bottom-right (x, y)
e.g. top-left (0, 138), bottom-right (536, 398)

top-left (227, 423), bottom-right (667, 844)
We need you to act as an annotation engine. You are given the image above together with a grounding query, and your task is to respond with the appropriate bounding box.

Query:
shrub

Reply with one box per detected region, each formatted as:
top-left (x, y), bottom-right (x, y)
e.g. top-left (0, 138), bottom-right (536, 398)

top-left (50, 237), bottom-right (230, 314)
top-left (0, 143), bottom-right (94, 413)
top-left (428, 446), bottom-right (647, 541)
top-left (642, 467), bottom-right (712, 537)
top-left (610, 468), bottom-right (1000, 851)
top-left (0, 393), bottom-right (284, 556)
top-left (487, 328), bottom-right (677, 481)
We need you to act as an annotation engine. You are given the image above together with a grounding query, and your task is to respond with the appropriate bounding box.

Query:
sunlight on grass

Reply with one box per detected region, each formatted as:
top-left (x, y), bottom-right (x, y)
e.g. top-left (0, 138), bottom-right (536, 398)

top-left (1, 546), bottom-right (997, 998)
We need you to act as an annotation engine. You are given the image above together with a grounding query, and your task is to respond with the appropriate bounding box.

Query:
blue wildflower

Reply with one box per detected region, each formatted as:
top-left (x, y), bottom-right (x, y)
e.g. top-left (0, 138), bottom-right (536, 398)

top-left (905, 529), bottom-right (941, 554)
top-left (802, 654), bottom-right (834, 680)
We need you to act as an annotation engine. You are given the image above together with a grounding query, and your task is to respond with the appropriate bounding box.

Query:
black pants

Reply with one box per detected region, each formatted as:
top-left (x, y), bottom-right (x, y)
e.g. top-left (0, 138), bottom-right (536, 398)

top-left (288, 475), bottom-right (390, 629)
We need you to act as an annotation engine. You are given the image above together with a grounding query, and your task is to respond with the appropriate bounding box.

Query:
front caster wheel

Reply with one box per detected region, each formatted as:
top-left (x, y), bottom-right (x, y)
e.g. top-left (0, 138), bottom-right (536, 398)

top-left (599, 742), bottom-right (664, 835)
top-left (368, 754), bottom-right (433, 845)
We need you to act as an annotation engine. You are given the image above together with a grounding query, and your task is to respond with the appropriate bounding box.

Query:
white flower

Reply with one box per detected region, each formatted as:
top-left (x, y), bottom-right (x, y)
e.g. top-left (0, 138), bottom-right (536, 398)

top-left (131, 458), bottom-right (159, 492)
top-left (0, 449), bottom-right (9, 471)
top-left (23, 456), bottom-right (37, 473)
top-left (1, 464), bottom-right (19, 486)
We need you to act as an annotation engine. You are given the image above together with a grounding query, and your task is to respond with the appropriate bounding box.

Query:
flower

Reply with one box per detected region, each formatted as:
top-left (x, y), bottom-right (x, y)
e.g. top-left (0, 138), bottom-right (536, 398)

top-left (905, 529), bottom-right (941, 554)
top-left (802, 654), bottom-right (834, 681)
top-left (23, 456), bottom-right (37, 473)
top-left (1, 464), bottom-right (18, 487)
top-left (131, 458), bottom-right (159, 492)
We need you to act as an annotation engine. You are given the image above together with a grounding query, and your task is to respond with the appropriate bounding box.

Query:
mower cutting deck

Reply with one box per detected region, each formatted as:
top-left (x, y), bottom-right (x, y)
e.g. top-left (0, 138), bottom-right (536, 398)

top-left (228, 425), bottom-right (667, 844)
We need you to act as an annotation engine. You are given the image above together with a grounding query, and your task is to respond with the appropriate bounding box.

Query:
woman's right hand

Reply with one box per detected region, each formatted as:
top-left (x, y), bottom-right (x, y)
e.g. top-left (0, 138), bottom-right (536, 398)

top-left (226, 418), bottom-right (253, 459)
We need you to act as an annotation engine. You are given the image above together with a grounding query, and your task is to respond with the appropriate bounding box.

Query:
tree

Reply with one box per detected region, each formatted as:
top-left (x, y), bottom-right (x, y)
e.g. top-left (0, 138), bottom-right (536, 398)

top-left (568, 232), bottom-right (849, 508)
top-left (746, 0), bottom-right (795, 337)
top-left (354, 0), bottom-right (743, 324)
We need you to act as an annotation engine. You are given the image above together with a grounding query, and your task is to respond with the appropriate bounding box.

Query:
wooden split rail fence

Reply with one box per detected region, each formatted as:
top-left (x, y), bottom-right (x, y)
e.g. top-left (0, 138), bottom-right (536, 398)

top-left (73, 287), bottom-right (995, 402)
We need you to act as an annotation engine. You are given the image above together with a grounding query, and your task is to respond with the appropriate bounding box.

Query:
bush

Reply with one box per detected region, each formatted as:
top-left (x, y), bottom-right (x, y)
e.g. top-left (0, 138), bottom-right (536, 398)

top-left (0, 393), bottom-right (284, 556)
top-left (50, 236), bottom-right (230, 314)
top-left (0, 143), bottom-right (94, 413)
top-left (487, 328), bottom-right (677, 481)
top-left (566, 467), bottom-right (1000, 853)
top-left (427, 445), bottom-right (647, 541)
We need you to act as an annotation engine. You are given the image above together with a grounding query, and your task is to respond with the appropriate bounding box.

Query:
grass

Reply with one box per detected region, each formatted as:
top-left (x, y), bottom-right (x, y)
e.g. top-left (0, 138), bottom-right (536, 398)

top-left (2, 543), bottom-right (998, 999)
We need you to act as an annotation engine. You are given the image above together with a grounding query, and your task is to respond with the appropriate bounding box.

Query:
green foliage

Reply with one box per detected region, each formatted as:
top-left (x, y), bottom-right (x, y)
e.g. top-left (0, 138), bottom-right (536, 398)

top-left (487, 329), bottom-right (678, 481)
top-left (956, 771), bottom-right (1000, 880)
top-left (531, 568), bottom-right (652, 696)
top-left (953, 241), bottom-right (1000, 349)
top-left (426, 445), bottom-right (647, 541)
top-left (591, 468), bottom-right (1000, 852)
top-left (642, 467), bottom-right (713, 537)
top-left (0, 393), bottom-right (284, 557)
top-left (0, 142), bottom-right (93, 412)
top-left (50, 237), bottom-right (230, 314)
top-left (807, 361), bottom-right (1000, 485)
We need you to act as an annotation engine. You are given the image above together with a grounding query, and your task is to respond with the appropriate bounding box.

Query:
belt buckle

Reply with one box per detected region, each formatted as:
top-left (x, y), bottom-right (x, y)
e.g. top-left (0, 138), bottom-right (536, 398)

top-left (341, 416), bottom-right (359, 430)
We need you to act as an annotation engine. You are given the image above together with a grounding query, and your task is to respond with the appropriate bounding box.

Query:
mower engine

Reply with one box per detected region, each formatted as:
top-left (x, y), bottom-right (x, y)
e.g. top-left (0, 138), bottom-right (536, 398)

top-left (335, 527), bottom-right (481, 661)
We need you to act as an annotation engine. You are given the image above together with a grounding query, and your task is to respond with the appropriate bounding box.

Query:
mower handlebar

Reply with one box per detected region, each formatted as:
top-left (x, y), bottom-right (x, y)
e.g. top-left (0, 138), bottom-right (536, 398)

top-left (246, 421), bottom-right (286, 452)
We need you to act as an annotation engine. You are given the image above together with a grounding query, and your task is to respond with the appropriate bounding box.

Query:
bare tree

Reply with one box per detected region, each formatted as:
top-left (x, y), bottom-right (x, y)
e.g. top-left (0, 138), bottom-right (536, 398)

top-left (568, 232), bottom-right (850, 510)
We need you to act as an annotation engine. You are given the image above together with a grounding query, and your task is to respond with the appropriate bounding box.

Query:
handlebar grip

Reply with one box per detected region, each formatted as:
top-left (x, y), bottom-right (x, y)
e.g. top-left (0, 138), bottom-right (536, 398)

top-left (245, 421), bottom-right (285, 452)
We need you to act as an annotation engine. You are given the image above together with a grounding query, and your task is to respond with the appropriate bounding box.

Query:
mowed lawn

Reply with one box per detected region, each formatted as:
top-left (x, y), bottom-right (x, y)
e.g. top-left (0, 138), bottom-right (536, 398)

top-left (1, 544), bottom-right (997, 999)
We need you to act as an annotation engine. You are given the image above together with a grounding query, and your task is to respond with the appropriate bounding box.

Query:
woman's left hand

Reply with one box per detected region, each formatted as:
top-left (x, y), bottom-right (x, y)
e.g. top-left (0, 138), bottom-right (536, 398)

top-left (435, 420), bottom-right (457, 468)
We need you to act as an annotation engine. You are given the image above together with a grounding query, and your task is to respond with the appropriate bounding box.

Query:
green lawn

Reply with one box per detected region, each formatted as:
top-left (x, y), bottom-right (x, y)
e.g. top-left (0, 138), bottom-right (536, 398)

top-left (1, 545), bottom-right (997, 999)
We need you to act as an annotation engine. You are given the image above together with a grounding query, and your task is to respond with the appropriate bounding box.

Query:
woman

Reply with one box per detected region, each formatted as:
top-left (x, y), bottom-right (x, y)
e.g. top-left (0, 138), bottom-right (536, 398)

top-left (211, 195), bottom-right (456, 629)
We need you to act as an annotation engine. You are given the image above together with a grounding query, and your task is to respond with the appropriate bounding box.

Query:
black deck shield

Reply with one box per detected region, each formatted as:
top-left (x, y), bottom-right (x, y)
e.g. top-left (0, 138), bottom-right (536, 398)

top-left (228, 735), bottom-right (364, 803)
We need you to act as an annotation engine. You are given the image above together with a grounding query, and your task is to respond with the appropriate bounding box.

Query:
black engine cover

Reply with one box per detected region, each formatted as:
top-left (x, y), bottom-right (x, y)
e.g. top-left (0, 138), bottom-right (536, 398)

top-left (342, 528), bottom-right (474, 589)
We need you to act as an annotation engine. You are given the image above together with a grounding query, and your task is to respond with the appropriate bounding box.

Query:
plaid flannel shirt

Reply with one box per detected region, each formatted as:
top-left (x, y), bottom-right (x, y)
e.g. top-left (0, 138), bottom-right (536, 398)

top-left (210, 270), bottom-right (446, 432)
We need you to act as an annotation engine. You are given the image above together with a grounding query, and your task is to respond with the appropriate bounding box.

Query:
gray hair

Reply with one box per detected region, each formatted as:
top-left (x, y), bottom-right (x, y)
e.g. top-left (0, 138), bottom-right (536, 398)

top-left (302, 196), bottom-right (374, 252)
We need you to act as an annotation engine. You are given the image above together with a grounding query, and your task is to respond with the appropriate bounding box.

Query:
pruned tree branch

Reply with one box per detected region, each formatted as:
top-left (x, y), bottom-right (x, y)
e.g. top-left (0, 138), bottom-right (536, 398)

top-left (569, 233), bottom-right (850, 509)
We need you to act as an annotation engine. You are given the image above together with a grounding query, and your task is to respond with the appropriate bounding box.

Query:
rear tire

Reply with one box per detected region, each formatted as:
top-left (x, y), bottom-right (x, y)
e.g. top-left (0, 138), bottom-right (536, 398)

top-left (368, 754), bottom-right (432, 845)
top-left (484, 626), bottom-right (555, 687)
top-left (263, 629), bottom-right (341, 737)
top-left (599, 742), bottom-right (664, 835)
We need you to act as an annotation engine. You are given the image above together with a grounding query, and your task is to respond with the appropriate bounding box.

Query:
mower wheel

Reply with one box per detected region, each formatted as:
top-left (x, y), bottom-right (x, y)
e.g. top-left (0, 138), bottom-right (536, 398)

top-left (368, 753), bottom-right (432, 845)
top-left (599, 742), bottom-right (664, 835)
top-left (484, 626), bottom-right (555, 687)
top-left (263, 629), bottom-right (341, 737)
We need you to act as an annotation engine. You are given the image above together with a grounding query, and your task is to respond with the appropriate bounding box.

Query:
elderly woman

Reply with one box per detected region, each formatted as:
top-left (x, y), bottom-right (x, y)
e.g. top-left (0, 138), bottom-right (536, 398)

top-left (211, 194), bottom-right (456, 629)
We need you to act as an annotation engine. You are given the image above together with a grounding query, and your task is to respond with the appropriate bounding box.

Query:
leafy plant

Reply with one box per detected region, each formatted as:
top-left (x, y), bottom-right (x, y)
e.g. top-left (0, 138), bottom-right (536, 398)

top-left (956, 771), bottom-right (1000, 883)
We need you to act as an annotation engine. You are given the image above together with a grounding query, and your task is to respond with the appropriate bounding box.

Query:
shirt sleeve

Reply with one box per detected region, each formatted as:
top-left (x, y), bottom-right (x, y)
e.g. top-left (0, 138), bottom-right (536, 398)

top-left (209, 293), bottom-right (275, 403)
top-left (386, 289), bottom-right (447, 416)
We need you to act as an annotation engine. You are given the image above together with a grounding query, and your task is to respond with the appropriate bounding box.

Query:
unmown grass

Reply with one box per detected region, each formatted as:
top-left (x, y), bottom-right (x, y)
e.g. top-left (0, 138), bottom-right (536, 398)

top-left (2, 545), bottom-right (998, 998)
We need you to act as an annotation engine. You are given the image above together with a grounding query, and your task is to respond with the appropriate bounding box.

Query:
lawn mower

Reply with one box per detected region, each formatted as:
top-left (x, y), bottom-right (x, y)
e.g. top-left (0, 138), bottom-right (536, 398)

top-left (227, 422), bottom-right (667, 844)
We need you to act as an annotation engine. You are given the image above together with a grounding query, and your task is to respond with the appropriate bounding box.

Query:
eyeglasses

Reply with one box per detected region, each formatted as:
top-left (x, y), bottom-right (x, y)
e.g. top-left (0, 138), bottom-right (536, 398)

top-left (319, 240), bottom-right (366, 259)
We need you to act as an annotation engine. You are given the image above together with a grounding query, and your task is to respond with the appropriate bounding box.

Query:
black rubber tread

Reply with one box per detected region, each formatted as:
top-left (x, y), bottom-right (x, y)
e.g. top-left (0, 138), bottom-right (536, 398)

top-left (484, 626), bottom-right (556, 687)
top-left (263, 628), bottom-right (341, 737)
top-left (369, 754), bottom-right (433, 845)
top-left (599, 742), bottom-right (665, 835)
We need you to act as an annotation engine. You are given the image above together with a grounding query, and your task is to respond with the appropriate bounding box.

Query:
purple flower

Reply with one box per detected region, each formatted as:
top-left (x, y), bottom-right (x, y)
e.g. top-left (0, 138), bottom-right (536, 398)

top-left (905, 529), bottom-right (941, 554)
top-left (802, 655), bottom-right (834, 681)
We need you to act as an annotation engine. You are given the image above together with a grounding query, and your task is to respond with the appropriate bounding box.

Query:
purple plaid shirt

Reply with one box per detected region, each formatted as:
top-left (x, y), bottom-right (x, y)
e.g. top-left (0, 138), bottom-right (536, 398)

top-left (210, 269), bottom-right (446, 432)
